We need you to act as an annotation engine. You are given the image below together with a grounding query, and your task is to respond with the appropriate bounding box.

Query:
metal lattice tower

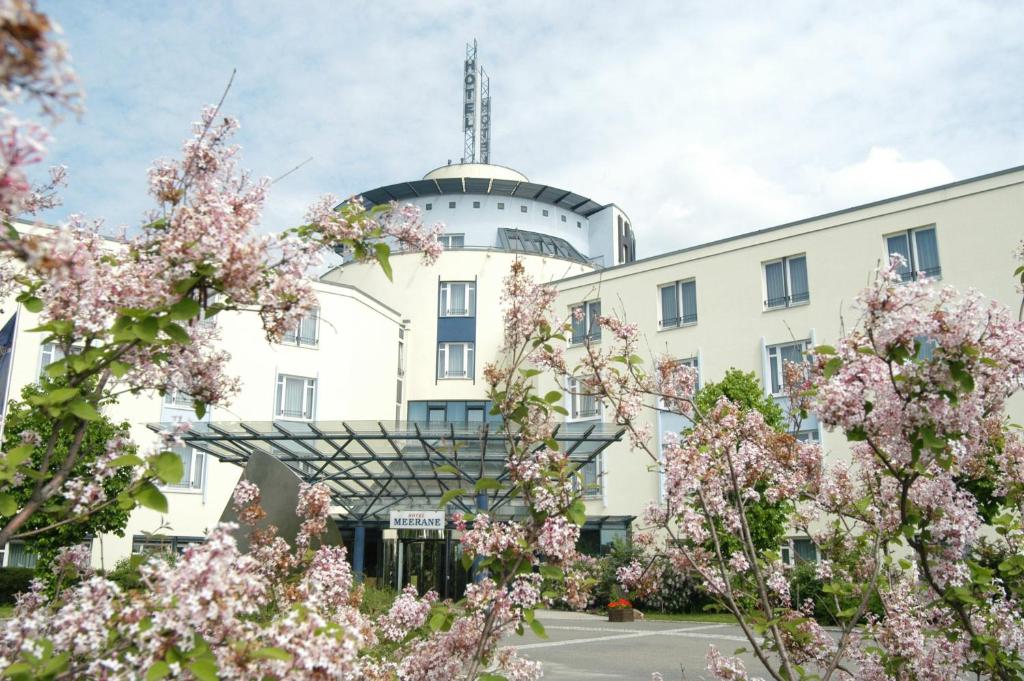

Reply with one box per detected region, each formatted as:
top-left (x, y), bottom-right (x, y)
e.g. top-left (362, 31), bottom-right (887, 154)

top-left (462, 40), bottom-right (491, 164)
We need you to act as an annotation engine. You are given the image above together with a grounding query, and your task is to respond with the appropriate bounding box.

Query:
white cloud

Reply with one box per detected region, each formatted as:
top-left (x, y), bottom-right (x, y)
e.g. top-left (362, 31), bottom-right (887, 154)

top-left (809, 147), bottom-right (956, 209)
top-left (36, 0), bottom-right (1024, 257)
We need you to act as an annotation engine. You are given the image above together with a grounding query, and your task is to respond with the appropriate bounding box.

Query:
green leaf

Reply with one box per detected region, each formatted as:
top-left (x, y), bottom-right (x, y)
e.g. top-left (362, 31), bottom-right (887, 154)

top-left (544, 390), bottom-right (562, 403)
top-left (169, 297), bottom-right (201, 321)
top-left (5, 444), bottom-right (33, 467)
top-left (539, 565), bottom-right (564, 581)
top-left (47, 387), bottom-right (79, 404)
top-left (163, 323), bottom-right (191, 344)
top-left (567, 499), bottom-right (587, 526)
top-left (474, 478), bottom-right (501, 492)
top-left (374, 243), bottom-right (393, 281)
top-left (68, 399), bottom-right (101, 421)
top-left (253, 647), bottom-right (292, 662)
top-left (109, 454), bottom-right (145, 469)
top-left (438, 488), bottom-right (465, 508)
top-left (146, 661), bottom-right (171, 681)
top-left (193, 401), bottom-right (206, 420)
top-left (153, 451), bottom-right (185, 485)
top-left (0, 494), bottom-right (17, 517)
top-left (136, 483), bottom-right (169, 513)
top-left (21, 296), bottom-right (43, 313)
top-left (814, 344), bottom-right (836, 355)
top-left (137, 316), bottom-right (159, 342)
top-left (40, 652), bottom-right (69, 676)
top-left (187, 659), bottom-right (219, 681)
top-left (528, 617), bottom-right (548, 639)
top-left (3, 662), bottom-right (32, 676)
top-left (428, 611), bottom-right (446, 631)
top-left (479, 674), bottom-right (509, 681)
top-left (434, 464), bottom-right (460, 475)
top-left (822, 357), bottom-right (843, 380)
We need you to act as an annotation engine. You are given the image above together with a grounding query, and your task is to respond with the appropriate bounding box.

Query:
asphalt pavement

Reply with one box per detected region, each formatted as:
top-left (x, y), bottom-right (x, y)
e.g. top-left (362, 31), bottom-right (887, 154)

top-left (504, 610), bottom-right (771, 680)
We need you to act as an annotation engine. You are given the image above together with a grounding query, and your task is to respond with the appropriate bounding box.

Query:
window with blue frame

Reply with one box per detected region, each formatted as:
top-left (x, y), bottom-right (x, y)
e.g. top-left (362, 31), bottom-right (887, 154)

top-left (570, 300), bottom-right (601, 344)
top-left (659, 280), bottom-right (698, 328)
top-left (437, 342), bottom-right (475, 379)
top-left (763, 255), bottom-right (809, 309)
top-left (885, 226), bottom-right (940, 281)
top-left (407, 400), bottom-right (500, 424)
top-left (439, 282), bottom-right (476, 317)
top-left (766, 340), bottom-right (808, 395)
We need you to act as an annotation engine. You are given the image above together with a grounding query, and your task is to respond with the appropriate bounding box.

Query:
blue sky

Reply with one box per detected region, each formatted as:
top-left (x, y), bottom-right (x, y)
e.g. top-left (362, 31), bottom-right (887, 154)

top-left (37, 1), bottom-right (1024, 256)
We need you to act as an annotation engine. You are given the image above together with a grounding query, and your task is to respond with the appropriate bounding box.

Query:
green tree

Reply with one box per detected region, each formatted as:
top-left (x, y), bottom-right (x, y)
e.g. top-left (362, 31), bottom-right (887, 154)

top-left (1, 381), bottom-right (135, 580)
top-left (689, 369), bottom-right (790, 554)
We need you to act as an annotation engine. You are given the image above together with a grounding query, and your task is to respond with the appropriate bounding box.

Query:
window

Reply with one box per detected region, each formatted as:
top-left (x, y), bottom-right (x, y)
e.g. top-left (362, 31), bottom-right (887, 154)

top-left (282, 306), bottom-right (318, 347)
top-left (764, 255), bottom-right (809, 309)
top-left (38, 342), bottom-right (81, 379)
top-left (425, 203), bottom-right (432, 211)
top-left (576, 456), bottom-right (601, 498)
top-left (439, 282), bottom-right (476, 317)
top-left (428, 407), bottom-right (446, 424)
top-left (659, 280), bottom-right (697, 328)
top-left (164, 445), bottom-right (204, 491)
top-left (438, 234), bottom-right (465, 249)
top-left (577, 221), bottom-right (582, 228)
top-left (782, 537), bottom-right (818, 566)
top-left (657, 357), bottom-right (700, 409)
top-left (132, 535), bottom-right (203, 556)
top-left (467, 407), bottom-right (485, 423)
top-left (437, 342), bottom-right (474, 379)
top-left (6, 542), bottom-right (37, 568)
top-left (567, 376), bottom-right (601, 420)
top-left (497, 202), bottom-right (505, 210)
top-left (570, 300), bottom-right (601, 344)
top-left (275, 374), bottom-right (316, 419)
top-left (886, 226), bottom-right (941, 281)
top-left (542, 209), bottom-right (549, 217)
top-left (795, 429), bottom-right (820, 443)
top-left (473, 201), bottom-right (481, 208)
top-left (520, 205), bottom-right (528, 213)
top-left (163, 389), bottom-right (194, 409)
top-left (448, 201), bottom-right (456, 209)
top-left (766, 340), bottom-right (808, 395)
top-left (561, 214), bottom-right (566, 223)
top-left (498, 228), bottom-right (588, 263)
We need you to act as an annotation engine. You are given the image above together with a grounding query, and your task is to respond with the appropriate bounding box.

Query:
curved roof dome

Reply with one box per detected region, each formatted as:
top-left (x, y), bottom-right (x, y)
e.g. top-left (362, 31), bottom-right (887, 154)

top-left (423, 162), bottom-right (528, 183)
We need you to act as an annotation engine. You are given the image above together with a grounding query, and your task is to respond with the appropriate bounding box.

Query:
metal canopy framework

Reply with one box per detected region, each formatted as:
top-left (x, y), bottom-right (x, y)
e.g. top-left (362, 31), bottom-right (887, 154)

top-left (355, 177), bottom-right (608, 218)
top-left (150, 420), bottom-right (625, 524)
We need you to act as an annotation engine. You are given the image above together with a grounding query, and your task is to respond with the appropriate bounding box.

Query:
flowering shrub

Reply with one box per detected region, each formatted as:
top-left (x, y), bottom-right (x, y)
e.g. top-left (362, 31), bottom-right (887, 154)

top-left (566, 256), bottom-right (1024, 680)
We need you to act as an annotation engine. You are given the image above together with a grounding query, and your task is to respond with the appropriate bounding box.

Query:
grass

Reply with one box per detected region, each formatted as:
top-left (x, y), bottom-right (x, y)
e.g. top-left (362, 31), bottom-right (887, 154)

top-left (0, 605), bottom-right (13, 619)
top-left (639, 611), bottom-right (737, 624)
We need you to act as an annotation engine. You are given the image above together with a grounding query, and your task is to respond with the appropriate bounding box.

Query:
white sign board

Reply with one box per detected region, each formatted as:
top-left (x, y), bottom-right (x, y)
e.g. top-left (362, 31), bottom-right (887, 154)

top-left (390, 510), bottom-right (445, 530)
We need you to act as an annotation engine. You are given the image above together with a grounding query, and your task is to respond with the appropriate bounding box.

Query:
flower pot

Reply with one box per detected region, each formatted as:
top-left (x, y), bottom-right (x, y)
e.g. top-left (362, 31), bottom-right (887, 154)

top-left (608, 607), bottom-right (634, 623)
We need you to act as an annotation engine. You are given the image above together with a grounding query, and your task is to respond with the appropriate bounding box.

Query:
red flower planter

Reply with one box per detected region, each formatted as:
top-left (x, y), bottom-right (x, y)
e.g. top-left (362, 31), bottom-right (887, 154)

top-left (608, 607), bottom-right (635, 622)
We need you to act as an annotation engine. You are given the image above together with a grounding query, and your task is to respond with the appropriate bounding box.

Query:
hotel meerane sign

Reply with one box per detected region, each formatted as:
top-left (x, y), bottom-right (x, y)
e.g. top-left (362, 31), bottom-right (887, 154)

top-left (390, 510), bottom-right (445, 530)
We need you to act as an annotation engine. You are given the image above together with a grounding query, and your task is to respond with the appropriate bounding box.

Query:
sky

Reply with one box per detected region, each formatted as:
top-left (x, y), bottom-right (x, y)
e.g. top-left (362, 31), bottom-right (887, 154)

top-left (36, 0), bottom-right (1024, 258)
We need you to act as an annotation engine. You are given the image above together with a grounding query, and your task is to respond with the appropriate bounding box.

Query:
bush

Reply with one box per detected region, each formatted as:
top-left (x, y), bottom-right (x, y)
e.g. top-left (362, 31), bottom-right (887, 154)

top-left (105, 557), bottom-right (145, 593)
top-left (590, 540), bottom-right (711, 614)
top-left (360, 585), bottom-right (397, 618)
top-left (0, 568), bottom-right (35, 605)
top-left (789, 562), bottom-right (883, 624)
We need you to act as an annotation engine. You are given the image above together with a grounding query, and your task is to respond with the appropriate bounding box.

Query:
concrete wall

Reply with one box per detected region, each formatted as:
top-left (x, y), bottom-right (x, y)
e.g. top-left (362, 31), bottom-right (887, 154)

top-left (551, 166), bottom-right (1024, 521)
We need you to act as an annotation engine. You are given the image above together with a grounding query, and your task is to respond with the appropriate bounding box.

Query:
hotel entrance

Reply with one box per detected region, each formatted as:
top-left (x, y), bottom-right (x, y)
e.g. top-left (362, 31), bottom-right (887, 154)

top-left (381, 529), bottom-right (468, 600)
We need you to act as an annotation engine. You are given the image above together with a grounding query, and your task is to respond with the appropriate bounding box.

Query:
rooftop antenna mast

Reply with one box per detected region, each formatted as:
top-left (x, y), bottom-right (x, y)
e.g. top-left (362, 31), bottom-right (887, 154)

top-left (463, 40), bottom-right (491, 164)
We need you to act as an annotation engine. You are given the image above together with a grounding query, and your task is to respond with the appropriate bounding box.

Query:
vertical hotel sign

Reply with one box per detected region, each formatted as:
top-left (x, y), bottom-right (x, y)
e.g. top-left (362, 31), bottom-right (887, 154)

top-left (390, 510), bottom-right (445, 530)
top-left (463, 42), bottom-right (479, 161)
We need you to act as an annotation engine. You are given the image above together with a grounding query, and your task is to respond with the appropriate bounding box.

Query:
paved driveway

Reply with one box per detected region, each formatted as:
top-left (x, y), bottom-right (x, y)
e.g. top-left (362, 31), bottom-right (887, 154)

top-left (505, 610), bottom-right (770, 680)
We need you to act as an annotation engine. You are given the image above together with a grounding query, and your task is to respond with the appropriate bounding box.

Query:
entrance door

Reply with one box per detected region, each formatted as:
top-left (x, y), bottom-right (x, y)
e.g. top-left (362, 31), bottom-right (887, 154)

top-left (401, 539), bottom-right (445, 597)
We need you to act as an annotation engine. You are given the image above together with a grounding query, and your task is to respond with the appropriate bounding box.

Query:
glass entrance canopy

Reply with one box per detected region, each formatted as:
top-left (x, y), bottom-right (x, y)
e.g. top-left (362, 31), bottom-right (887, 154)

top-left (148, 420), bottom-right (625, 523)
